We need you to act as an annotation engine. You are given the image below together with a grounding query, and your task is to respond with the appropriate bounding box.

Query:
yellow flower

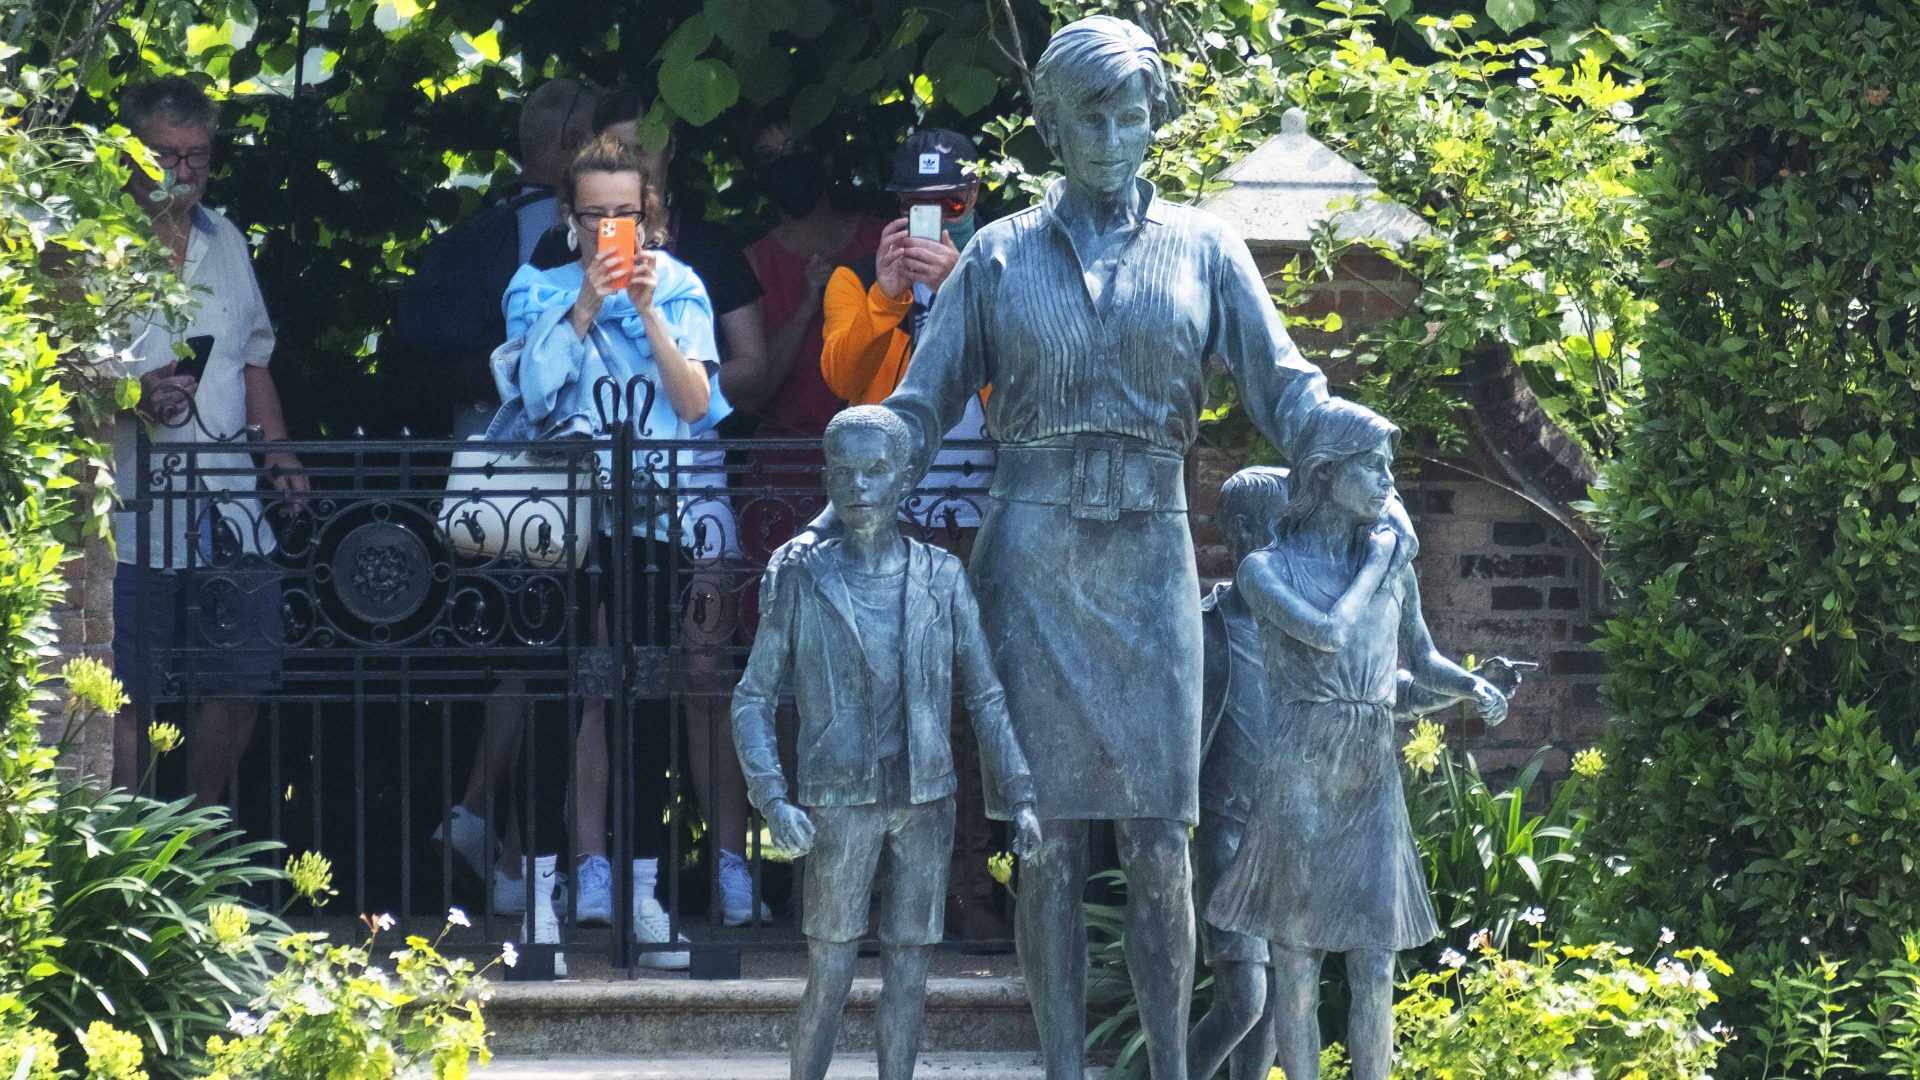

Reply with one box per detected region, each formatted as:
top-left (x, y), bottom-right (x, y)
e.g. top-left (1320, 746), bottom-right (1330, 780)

top-left (1571, 747), bottom-right (1606, 778)
top-left (79, 1022), bottom-right (148, 1080)
top-left (146, 722), bottom-right (183, 756)
top-left (63, 656), bottom-right (129, 715)
top-left (987, 852), bottom-right (1015, 887)
top-left (1402, 719), bottom-right (1445, 777)
top-left (208, 902), bottom-right (252, 947)
top-left (286, 851), bottom-right (336, 905)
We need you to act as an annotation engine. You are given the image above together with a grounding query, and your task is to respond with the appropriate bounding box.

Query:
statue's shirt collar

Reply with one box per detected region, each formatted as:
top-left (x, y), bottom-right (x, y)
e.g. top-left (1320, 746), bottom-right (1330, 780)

top-left (1039, 175), bottom-right (1171, 239)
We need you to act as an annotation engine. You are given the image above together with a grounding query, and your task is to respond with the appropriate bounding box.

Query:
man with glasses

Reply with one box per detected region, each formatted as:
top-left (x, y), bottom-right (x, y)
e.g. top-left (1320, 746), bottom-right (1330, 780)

top-left (109, 76), bottom-right (306, 803)
top-left (818, 128), bottom-right (1003, 944)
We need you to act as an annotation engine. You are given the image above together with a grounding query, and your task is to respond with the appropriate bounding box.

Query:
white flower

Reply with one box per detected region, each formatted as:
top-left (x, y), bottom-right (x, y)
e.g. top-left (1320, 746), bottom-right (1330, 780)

top-left (1520, 906), bottom-right (1546, 927)
top-left (1690, 969), bottom-right (1713, 994)
top-left (1467, 928), bottom-right (1493, 951)
top-left (226, 1011), bottom-right (262, 1036)
top-left (448, 907), bottom-right (471, 928)
top-left (293, 983), bottom-right (337, 1016)
top-left (1440, 949), bottom-right (1467, 970)
top-left (501, 941), bottom-right (519, 968)
top-left (1659, 926), bottom-right (1676, 946)
top-left (371, 912), bottom-right (396, 932)
top-left (1624, 971), bottom-right (1649, 994)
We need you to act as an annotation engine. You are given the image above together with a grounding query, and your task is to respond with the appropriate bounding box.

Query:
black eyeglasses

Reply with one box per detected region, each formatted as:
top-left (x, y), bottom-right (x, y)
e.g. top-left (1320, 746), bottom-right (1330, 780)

top-left (150, 147), bottom-right (213, 170)
top-left (572, 209), bottom-right (646, 229)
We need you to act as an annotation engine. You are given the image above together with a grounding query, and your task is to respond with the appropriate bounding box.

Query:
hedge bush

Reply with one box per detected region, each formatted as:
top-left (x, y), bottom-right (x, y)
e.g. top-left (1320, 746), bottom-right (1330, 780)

top-left (1587, 1), bottom-right (1920, 1072)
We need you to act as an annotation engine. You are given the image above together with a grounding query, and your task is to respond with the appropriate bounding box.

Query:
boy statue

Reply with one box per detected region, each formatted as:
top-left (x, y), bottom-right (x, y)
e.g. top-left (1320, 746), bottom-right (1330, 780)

top-left (732, 405), bottom-right (1043, 1080)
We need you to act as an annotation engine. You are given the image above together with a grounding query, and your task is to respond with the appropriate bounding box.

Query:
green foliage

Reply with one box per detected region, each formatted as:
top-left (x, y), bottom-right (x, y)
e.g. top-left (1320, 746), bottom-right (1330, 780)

top-left (0, 46), bottom-right (195, 1066)
top-left (1284, 1), bottom-right (1651, 458)
top-left (1746, 943), bottom-right (1920, 1079)
top-left (1395, 940), bottom-right (1729, 1077)
top-left (1406, 730), bottom-right (1600, 957)
top-left (1586, 0), bottom-right (1920, 1074)
top-left (201, 916), bottom-right (501, 1080)
top-left (31, 782), bottom-right (287, 1078)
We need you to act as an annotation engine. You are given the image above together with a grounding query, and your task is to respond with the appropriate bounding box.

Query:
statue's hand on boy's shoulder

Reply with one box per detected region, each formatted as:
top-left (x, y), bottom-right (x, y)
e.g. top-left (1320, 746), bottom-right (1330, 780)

top-left (1012, 803), bottom-right (1043, 861)
top-left (767, 798), bottom-right (817, 857)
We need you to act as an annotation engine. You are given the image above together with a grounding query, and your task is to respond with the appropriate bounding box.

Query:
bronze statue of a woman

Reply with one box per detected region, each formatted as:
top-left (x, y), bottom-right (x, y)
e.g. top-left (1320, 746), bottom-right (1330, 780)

top-left (773, 16), bottom-right (1409, 1078)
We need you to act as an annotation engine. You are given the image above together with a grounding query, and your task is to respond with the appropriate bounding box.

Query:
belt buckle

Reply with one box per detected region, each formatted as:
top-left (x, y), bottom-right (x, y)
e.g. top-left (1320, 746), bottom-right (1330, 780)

top-left (1070, 435), bottom-right (1125, 522)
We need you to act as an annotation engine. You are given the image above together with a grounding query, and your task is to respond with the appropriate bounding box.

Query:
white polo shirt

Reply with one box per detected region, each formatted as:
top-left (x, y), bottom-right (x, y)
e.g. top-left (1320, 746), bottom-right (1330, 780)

top-left (110, 204), bottom-right (276, 568)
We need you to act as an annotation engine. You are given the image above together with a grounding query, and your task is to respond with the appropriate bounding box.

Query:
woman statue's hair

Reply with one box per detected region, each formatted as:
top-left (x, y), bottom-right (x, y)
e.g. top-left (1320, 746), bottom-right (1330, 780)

top-left (1273, 399), bottom-right (1402, 538)
top-left (1031, 16), bottom-right (1181, 152)
top-left (561, 132), bottom-right (669, 249)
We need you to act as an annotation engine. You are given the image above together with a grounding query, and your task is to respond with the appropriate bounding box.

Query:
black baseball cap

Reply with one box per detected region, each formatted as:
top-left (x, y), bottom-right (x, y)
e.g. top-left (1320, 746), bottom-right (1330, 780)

top-left (886, 129), bottom-right (980, 193)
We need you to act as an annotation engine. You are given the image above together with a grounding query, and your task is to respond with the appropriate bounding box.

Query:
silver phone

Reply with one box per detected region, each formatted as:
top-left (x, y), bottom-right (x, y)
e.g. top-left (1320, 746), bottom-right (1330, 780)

top-left (908, 203), bottom-right (942, 241)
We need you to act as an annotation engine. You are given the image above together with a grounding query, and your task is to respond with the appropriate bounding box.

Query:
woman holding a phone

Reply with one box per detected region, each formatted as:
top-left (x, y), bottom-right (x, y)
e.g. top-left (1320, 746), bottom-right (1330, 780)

top-left (499, 132), bottom-right (727, 967)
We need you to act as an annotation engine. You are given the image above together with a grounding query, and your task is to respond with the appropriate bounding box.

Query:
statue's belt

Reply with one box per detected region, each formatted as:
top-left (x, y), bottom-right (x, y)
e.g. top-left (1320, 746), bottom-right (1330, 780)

top-left (991, 436), bottom-right (1187, 521)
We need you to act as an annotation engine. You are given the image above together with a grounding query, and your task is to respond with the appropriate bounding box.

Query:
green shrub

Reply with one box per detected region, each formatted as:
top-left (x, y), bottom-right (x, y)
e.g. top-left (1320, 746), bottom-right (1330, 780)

top-left (1746, 941), bottom-right (1920, 1078)
top-left (202, 914), bottom-right (501, 1080)
top-left (1586, 1), bottom-right (1920, 1073)
top-left (31, 780), bottom-right (287, 1076)
top-left (1405, 721), bottom-right (1602, 957)
top-left (1396, 939), bottom-right (1729, 1077)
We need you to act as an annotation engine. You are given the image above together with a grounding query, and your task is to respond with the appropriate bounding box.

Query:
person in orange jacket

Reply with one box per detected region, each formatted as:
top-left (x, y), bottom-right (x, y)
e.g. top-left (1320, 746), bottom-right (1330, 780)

top-left (818, 129), bottom-right (1005, 945)
top-left (820, 129), bottom-right (994, 542)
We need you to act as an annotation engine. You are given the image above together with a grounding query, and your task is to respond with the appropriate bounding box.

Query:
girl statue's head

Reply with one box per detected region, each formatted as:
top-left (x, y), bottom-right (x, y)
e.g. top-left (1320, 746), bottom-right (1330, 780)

top-left (1275, 400), bottom-right (1402, 537)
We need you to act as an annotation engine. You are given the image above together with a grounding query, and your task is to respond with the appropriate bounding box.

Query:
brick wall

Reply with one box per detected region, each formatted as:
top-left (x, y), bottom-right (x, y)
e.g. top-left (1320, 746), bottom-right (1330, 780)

top-left (44, 500), bottom-right (116, 783)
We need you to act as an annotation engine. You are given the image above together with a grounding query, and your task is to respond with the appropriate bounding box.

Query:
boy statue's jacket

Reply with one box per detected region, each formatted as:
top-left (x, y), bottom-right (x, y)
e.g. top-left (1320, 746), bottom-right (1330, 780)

top-left (732, 537), bottom-right (1037, 817)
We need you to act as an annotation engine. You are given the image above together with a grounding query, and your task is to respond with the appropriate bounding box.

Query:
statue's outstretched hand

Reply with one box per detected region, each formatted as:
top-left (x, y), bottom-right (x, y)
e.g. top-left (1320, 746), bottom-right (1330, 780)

top-left (1012, 803), bottom-right (1042, 861)
top-left (767, 799), bottom-right (816, 857)
top-left (1470, 677), bottom-right (1509, 728)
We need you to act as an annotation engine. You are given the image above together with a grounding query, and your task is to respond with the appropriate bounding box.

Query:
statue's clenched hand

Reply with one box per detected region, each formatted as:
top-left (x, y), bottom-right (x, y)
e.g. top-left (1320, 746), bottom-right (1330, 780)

top-left (1012, 803), bottom-right (1043, 861)
top-left (767, 799), bottom-right (816, 857)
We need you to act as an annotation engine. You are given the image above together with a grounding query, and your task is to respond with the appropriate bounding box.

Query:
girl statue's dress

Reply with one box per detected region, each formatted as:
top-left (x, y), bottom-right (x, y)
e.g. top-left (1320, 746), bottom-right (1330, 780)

top-left (1206, 547), bottom-right (1438, 954)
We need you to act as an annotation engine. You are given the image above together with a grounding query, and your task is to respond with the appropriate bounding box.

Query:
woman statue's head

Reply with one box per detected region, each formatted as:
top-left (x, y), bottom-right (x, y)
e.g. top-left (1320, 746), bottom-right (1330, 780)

top-left (1032, 16), bottom-right (1179, 197)
top-left (1276, 400), bottom-right (1402, 536)
top-left (560, 132), bottom-right (667, 261)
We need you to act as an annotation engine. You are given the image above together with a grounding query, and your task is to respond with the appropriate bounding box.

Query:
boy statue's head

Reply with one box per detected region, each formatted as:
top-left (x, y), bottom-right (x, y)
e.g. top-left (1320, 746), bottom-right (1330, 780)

top-left (1218, 466), bottom-right (1292, 565)
top-left (823, 406), bottom-right (914, 537)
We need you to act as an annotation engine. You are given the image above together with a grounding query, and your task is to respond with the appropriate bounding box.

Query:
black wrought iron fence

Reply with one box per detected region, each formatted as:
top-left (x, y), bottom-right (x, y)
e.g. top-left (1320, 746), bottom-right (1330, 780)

top-left (122, 378), bottom-right (1007, 975)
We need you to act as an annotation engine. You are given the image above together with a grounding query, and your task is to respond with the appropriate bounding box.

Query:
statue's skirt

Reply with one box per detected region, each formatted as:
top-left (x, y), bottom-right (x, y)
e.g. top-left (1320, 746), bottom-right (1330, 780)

top-left (968, 494), bottom-right (1202, 825)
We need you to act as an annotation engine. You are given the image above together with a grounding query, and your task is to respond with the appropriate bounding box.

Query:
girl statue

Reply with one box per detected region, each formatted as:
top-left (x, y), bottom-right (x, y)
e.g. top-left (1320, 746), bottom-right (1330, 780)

top-left (1206, 400), bottom-right (1507, 1080)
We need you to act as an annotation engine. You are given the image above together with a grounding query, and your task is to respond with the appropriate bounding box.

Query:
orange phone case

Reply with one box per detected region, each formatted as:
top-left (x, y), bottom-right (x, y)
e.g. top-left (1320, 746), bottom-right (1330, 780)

top-left (598, 218), bottom-right (636, 289)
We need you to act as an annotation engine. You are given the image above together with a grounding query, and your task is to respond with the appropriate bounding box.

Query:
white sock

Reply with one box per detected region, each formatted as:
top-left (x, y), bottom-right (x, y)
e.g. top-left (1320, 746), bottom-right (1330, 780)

top-left (632, 857), bottom-right (659, 896)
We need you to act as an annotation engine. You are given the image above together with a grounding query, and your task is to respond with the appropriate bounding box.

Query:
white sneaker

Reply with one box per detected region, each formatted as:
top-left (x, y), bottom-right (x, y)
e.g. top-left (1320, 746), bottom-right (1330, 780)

top-left (718, 849), bottom-right (774, 927)
top-left (634, 894), bottom-right (691, 970)
top-left (574, 855), bottom-right (613, 927)
top-left (493, 866), bottom-right (527, 915)
top-left (429, 806), bottom-right (491, 881)
top-left (520, 854), bottom-right (567, 978)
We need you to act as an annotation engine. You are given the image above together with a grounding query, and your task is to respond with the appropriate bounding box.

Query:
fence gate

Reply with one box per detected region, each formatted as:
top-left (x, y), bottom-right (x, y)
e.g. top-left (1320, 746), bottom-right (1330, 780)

top-left (125, 378), bottom-right (1001, 973)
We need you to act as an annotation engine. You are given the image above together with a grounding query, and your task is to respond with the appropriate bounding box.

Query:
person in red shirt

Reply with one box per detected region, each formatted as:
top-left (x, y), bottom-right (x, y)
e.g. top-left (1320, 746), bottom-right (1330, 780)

top-left (737, 117), bottom-right (887, 592)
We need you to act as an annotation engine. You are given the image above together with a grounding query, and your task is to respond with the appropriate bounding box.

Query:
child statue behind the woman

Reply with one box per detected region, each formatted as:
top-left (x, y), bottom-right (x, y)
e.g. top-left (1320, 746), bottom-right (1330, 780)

top-left (1205, 399), bottom-right (1508, 1080)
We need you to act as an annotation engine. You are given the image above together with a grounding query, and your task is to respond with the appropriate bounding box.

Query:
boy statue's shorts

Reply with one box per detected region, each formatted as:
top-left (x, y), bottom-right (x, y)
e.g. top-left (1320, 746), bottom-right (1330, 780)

top-left (800, 754), bottom-right (956, 947)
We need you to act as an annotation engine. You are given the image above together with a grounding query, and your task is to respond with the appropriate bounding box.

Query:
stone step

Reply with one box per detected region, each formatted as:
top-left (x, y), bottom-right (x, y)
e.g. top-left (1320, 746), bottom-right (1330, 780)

top-left (475, 1052), bottom-right (1101, 1079)
top-left (485, 977), bottom-right (1038, 1056)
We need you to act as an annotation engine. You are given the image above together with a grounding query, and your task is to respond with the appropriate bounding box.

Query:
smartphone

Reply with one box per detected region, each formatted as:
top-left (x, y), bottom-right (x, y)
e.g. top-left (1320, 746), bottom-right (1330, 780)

top-left (598, 218), bottom-right (637, 290)
top-left (908, 203), bottom-right (942, 242)
top-left (177, 335), bottom-right (215, 381)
